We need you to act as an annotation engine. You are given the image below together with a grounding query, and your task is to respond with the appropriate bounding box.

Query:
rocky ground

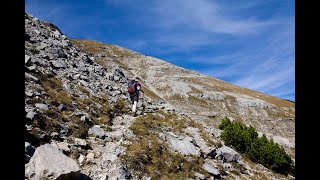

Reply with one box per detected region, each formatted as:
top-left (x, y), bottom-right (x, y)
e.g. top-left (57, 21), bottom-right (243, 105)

top-left (25, 12), bottom-right (295, 180)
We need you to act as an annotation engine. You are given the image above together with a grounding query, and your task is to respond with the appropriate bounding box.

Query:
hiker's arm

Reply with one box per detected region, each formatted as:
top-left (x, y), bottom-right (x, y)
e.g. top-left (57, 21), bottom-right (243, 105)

top-left (137, 86), bottom-right (144, 93)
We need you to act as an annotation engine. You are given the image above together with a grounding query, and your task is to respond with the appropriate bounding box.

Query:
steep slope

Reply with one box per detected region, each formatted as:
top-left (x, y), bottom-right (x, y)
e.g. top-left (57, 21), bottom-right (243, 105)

top-left (25, 12), bottom-right (295, 180)
top-left (72, 39), bottom-right (295, 157)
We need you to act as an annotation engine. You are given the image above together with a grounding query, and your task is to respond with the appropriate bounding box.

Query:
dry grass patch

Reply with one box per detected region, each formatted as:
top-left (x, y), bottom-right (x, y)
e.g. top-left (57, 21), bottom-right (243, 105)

top-left (142, 86), bottom-right (164, 102)
top-left (39, 74), bottom-right (72, 106)
top-left (187, 95), bottom-right (208, 107)
top-left (122, 113), bottom-right (209, 179)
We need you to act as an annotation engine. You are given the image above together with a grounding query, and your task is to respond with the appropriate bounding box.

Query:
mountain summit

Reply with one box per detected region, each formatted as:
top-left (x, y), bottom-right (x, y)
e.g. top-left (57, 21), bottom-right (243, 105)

top-left (25, 13), bottom-right (294, 179)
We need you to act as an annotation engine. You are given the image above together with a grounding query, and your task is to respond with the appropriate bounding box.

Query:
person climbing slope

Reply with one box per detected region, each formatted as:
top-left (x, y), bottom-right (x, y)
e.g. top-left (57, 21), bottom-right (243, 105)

top-left (127, 76), bottom-right (144, 117)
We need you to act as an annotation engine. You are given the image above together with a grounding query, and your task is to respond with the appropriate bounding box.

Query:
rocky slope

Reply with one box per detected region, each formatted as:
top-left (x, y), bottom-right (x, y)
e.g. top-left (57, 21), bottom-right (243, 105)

top-left (25, 12), bottom-right (295, 180)
top-left (72, 39), bottom-right (295, 157)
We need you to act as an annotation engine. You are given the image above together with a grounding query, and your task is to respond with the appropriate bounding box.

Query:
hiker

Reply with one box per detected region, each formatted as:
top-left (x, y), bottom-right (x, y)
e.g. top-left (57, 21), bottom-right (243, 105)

top-left (127, 76), bottom-right (144, 117)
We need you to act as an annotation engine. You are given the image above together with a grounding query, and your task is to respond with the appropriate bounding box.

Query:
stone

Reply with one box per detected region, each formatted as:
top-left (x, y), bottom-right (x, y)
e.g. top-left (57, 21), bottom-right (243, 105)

top-left (58, 104), bottom-right (65, 111)
top-left (51, 60), bottom-right (67, 69)
top-left (26, 111), bottom-right (37, 120)
top-left (25, 142), bottom-right (36, 156)
top-left (25, 91), bottom-right (33, 97)
top-left (216, 145), bottom-right (241, 162)
top-left (88, 125), bottom-right (106, 139)
top-left (34, 29), bottom-right (40, 34)
top-left (57, 49), bottom-right (67, 58)
top-left (27, 65), bottom-right (36, 71)
top-left (78, 154), bottom-right (86, 165)
top-left (25, 144), bottom-right (80, 180)
top-left (25, 55), bottom-right (31, 64)
top-left (79, 80), bottom-right (88, 87)
top-left (56, 142), bottom-right (70, 155)
top-left (25, 72), bottom-right (39, 81)
top-left (113, 75), bottom-right (120, 81)
top-left (74, 138), bottom-right (87, 147)
top-left (35, 103), bottom-right (49, 110)
top-left (203, 161), bottom-right (220, 176)
top-left (194, 172), bottom-right (206, 180)
top-left (37, 42), bottom-right (48, 50)
top-left (168, 136), bottom-right (200, 156)
top-left (86, 152), bottom-right (95, 162)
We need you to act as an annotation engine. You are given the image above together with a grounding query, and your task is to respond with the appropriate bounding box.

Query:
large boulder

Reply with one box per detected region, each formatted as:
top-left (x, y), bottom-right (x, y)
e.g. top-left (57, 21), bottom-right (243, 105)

top-left (167, 135), bottom-right (200, 156)
top-left (202, 159), bottom-right (220, 176)
top-left (216, 145), bottom-right (241, 162)
top-left (25, 144), bottom-right (80, 180)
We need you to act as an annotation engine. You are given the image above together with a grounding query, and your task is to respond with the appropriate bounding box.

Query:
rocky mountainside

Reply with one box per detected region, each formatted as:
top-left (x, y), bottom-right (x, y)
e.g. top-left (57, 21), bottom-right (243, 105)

top-left (25, 12), bottom-right (295, 180)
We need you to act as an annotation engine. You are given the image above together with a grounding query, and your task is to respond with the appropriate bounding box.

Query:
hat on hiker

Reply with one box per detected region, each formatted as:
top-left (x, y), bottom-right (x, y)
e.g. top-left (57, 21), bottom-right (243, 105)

top-left (132, 76), bottom-right (137, 81)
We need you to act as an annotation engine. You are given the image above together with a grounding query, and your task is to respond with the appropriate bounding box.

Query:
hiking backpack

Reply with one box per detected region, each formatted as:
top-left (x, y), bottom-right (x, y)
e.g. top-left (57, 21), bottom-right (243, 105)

top-left (127, 79), bottom-right (135, 93)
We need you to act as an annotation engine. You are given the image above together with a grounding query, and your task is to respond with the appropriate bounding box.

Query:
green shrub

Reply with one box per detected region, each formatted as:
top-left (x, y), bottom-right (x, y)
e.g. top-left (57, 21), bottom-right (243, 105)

top-left (219, 119), bottom-right (294, 176)
top-left (218, 117), bottom-right (232, 130)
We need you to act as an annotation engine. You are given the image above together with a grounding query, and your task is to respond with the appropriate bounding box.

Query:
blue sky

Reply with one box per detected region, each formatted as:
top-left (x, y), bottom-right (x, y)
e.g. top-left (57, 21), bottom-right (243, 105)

top-left (26, 0), bottom-right (295, 101)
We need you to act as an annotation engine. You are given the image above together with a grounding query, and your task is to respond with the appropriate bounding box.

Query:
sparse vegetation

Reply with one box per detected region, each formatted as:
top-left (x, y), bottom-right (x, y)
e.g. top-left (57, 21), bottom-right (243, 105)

top-left (142, 86), bottom-right (164, 102)
top-left (122, 113), bottom-right (210, 179)
top-left (219, 117), bottom-right (295, 176)
top-left (112, 98), bottom-right (129, 116)
top-left (39, 74), bottom-right (72, 106)
top-left (187, 95), bottom-right (208, 107)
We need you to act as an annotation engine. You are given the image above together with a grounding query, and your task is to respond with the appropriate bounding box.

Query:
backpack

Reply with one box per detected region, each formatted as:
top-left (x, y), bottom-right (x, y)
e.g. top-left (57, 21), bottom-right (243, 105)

top-left (127, 79), bottom-right (136, 94)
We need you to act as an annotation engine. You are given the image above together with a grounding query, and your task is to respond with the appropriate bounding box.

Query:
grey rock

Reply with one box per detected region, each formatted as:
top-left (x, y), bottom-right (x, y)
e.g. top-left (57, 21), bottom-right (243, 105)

top-left (26, 65), bottom-right (36, 71)
top-left (50, 132), bottom-right (60, 139)
top-left (113, 76), bottom-right (120, 81)
top-left (146, 105), bottom-right (159, 110)
top-left (211, 128), bottom-right (222, 138)
top-left (25, 142), bottom-right (36, 156)
top-left (35, 103), bottom-right (49, 110)
top-left (51, 60), bottom-right (67, 69)
top-left (223, 163), bottom-right (233, 170)
top-left (25, 91), bottom-right (33, 97)
top-left (79, 80), bottom-right (88, 87)
top-left (57, 49), bottom-right (67, 58)
top-left (88, 125), bottom-right (106, 139)
top-left (216, 145), bottom-right (241, 162)
top-left (37, 42), bottom-right (48, 50)
top-left (25, 72), bottom-right (39, 81)
top-left (80, 115), bottom-right (86, 122)
top-left (26, 111), bottom-right (37, 120)
top-left (53, 30), bottom-right (61, 37)
top-left (203, 161), bottom-right (220, 176)
top-left (25, 144), bottom-right (80, 180)
top-left (25, 55), bottom-right (31, 64)
top-left (58, 104), bottom-right (65, 111)
top-left (185, 127), bottom-right (211, 154)
top-left (34, 29), bottom-right (40, 35)
top-left (105, 131), bottom-right (123, 141)
top-left (194, 172), bottom-right (206, 180)
top-left (73, 74), bottom-right (81, 80)
top-left (51, 141), bottom-right (70, 155)
top-left (86, 152), bottom-right (95, 162)
top-left (78, 154), bottom-right (86, 165)
top-left (168, 135), bottom-right (200, 156)
top-left (74, 138), bottom-right (87, 147)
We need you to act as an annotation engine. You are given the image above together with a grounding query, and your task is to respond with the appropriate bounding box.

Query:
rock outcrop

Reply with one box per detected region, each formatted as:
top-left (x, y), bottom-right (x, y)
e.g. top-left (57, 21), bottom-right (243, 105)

top-left (25, 144), bottom-right (80, 180)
